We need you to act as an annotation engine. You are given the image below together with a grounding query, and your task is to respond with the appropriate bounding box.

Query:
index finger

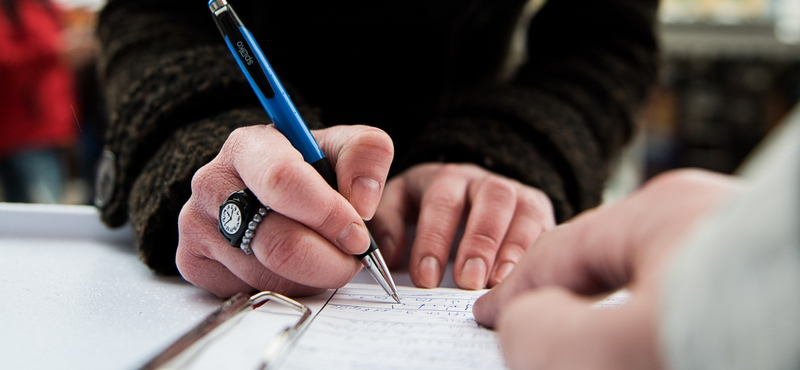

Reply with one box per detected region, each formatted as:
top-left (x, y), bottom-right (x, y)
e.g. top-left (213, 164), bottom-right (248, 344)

top-left (222, 125), bottom-right (372, 255)
top-left (494, 287), bottom-right (660, 370)
top-left (473, 170), bottom-right (739, 328)
top-left (473, 208), bottom-right (630, 328)
top-left (317, 125), bottom-right (394, 221)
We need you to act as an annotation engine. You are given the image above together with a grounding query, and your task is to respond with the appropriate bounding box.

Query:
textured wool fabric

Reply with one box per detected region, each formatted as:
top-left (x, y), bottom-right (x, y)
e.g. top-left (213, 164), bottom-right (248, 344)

top-left (96, 0), bottom-right (659, 274)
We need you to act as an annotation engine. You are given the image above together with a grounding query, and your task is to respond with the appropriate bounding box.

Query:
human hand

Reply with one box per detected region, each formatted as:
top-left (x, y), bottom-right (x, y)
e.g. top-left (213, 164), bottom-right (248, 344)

top-left (176, 125), bottom-right (393, 298)
top-left (368, 163), bottom-right (556, 290)
top-left (472, 169), bottom-right (741, 370)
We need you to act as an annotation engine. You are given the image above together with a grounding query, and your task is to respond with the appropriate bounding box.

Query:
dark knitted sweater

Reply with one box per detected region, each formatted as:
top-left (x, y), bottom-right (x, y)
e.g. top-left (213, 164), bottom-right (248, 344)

top-left (96, 0), bottom-right (660, 275)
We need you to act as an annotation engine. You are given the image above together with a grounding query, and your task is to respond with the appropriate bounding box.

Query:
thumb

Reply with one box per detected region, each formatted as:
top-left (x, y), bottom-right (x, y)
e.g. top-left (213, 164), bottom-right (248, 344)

top-left (494, 287), bottom-right (660, 370)
top-left (473, 209), bottom-right (632, 329)
top-left (316, 125), bottom-right (394, 221)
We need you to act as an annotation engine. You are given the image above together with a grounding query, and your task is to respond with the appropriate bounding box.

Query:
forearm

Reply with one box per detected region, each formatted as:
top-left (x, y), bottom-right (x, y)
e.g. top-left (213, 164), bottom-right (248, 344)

top-left (96, 0), bottom-right (320, 273)
top-left (398, 0), bottom-right (659, 222)
top-left (513, 0), bottom-right (659, 218)
top-left (97, 0), bottom-right (243, 224)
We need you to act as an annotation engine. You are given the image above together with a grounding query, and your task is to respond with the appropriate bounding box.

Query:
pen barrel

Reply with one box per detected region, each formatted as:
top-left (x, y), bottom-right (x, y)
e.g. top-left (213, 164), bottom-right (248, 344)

top-left (209, 1), bottom-right (396, 300)
top-left (210, 1), bottom-right (326, 164)
top-left (311, 157), bottom-right (379, 258)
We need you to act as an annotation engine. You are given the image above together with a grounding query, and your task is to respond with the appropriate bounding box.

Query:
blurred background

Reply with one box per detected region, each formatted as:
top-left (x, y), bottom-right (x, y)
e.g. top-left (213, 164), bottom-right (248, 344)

top-left (1, 0), bottom-right (798, 205)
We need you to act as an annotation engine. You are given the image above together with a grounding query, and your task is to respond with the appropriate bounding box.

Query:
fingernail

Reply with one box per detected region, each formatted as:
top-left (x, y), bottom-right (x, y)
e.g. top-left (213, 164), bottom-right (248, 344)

top-left (337, 223), bottom-right (370, 254)
top-left (493, 262), bottom-right (515, 283)
top-left (461, 258), bottom-right (487, 289)
top-left (351, 177), bottom-right (381, 220)
top-left (418, 256), bottom-right (440, 288)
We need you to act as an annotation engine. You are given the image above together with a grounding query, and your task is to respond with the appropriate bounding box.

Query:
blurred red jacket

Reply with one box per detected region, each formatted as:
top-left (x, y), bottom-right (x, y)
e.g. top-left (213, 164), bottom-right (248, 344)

top-left (0, 0), bottom-right (77, 159)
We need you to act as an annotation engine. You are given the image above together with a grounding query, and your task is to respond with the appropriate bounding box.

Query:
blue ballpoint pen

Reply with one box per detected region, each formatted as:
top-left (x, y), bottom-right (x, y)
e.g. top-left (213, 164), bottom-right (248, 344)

top-left (208, 0), bottom-right (400, 304)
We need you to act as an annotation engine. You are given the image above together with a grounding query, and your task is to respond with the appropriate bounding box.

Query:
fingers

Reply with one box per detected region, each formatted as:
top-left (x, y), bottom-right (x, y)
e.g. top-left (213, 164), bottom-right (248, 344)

top-left (454, 177), bottom-right (556, 289)
top-left (176, 124), bottom-right (393, 297)
top-left (473, 168), bottom-right (741, 328)
top-left (319, 125), bottom-right (394, 221)
top-left (473, 207), bottom-right (634, 328)
top-left (486, 187), bottom-right (555, 287)
top-left (494, 287), bottom-right (660, 370)
top-left (452, 176), bottom-right (517, 289)
top-left (177, 193), bottom-right (361, 297)
top-left (200, 125), bottom-right (372, 255)
top-left (367, 177), bottom-right (413, 267)
top-left (397, 163), bottom-right (556, 290)
top-left (407, 165), bottom-right (469, 288)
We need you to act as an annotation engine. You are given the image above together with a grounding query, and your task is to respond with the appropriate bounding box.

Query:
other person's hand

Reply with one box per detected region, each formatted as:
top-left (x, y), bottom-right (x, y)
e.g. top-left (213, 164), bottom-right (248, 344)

top-left (473, 169), bottom-right (741, 370)
top-left (369, 163), bottom-right (556, 290)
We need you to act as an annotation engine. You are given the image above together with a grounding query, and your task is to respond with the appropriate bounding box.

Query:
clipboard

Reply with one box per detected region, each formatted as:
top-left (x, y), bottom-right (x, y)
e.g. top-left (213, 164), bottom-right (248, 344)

top-left (141, 291), bottom-right (313, 370)
top-left (137, 284), bottom-right (503, 370)
top-left (138, 282), bottom-right (629, 370)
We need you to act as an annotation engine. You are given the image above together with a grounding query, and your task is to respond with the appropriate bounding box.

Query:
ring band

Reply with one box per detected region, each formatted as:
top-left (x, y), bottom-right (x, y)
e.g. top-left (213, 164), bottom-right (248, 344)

top-left (218, 189), bottom-right (270, 255)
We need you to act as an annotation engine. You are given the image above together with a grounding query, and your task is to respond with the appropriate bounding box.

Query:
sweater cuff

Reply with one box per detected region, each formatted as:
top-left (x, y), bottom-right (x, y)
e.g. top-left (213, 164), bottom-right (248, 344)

top-left (395, 115), bottom-right (572, 222)
top-left (127, 108), bottom-right (267, 275)
top-left (98, 45), bottom-right (257, 228)
top-left (396, 87), bottom-right (611, 222)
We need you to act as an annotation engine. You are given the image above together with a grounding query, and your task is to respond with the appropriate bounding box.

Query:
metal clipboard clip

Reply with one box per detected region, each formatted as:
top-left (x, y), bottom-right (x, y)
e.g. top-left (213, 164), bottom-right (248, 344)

top-left (141, 291), bottom-right (312, 370)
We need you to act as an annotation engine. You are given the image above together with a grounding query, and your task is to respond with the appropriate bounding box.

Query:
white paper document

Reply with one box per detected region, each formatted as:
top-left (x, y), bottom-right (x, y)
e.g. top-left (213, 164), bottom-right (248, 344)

top-left (176, 282), bottom-right (629, 370)
top-left (281, 284), bottom-right (504, 370)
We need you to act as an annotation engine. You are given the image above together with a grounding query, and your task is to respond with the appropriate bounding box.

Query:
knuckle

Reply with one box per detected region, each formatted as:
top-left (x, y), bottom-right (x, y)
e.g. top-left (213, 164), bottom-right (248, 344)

top-left (351, 127), bottom-right (395, 157)
top-left (222, 126), bottom-right (251, 152)
top-left (415, 230), bottom-right (452, 252)
top-left (519, 189), bottom-right (556, 228)
top-left (177, 204), bottom-right (193, 233)
top-left (177, 202), bottom-right (207, 243)
top-left (314, 202), bottom-right (349, 233)
top-left (175, 240), bottom-right (206, 284)
top-left (463, 230), bottom-right (504, 256)
top-left (257, 228), bottom-right (306, 271)
top-left (501, 241), bottom-right (528, 259)
top-left (424, 189), bottom-right (462, 211)
top-left (479, 176), bottom-right (517, 201)
top-left (190, 160), bottom-right (239, 203)
top-left (190, 163), bottom-right (215, 196)
top-left (253, 270), bottom-right (282, 291)
top-left (259, 161), bottom-right (302, 198)
top-left (217, 130), bottom-right (246, 164)
top-left (437, 163), bottom-right (467, 177)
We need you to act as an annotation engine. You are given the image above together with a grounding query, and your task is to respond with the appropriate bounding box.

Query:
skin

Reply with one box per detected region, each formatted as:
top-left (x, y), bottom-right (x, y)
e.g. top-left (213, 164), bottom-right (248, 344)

top-left (176, 124), bottom-right (555, 298)
top-left (472, 169), bottom-right (742, 370)
top-left (369, 163), bottom-right (555, 289)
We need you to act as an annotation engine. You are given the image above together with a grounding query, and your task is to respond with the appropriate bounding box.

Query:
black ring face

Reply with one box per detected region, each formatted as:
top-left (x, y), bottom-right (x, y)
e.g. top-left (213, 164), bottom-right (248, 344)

top-left (218, 190), bottom-right (256, 246)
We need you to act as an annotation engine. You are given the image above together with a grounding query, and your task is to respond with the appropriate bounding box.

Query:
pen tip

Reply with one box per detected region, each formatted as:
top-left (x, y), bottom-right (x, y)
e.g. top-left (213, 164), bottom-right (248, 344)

top-left (392, 293), bottom-right (401, 304)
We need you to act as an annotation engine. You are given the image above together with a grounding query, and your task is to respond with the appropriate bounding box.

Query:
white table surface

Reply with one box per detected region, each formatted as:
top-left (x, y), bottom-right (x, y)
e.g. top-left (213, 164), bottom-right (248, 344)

top-left (0, 203), bottom-right (223, 369)
top-left (0, 203), bottom-right (448, 370)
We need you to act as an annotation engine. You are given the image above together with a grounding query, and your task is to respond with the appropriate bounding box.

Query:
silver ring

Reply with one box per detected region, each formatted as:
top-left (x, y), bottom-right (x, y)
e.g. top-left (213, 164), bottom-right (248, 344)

top-left (239, 206), bottom-right (270, 254)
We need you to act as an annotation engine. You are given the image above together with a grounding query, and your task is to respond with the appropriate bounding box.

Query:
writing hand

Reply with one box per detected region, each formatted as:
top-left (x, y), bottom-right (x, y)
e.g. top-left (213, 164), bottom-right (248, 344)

top-left (472, 169), bottom-right (741, 370)
top-left (368, 163), bottom-right (555, 290)
top-left (176, 125), bottom-right (393, 298)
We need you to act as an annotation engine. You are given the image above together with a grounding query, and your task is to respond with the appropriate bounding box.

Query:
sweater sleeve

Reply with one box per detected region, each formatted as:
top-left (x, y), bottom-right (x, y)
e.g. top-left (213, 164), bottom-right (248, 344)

top-left (95, 0), bottom-right (321, 274)
top-left (659, 114), bottom-right (800, 370)
top-left (96, 0), bottom-right (658, 274)
top-left (395, 0), bottom-right (659, 221)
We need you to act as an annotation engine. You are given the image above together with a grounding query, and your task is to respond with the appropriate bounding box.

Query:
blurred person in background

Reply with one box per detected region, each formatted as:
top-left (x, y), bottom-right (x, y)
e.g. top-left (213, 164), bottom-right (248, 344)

top-left (0, 0), bottom-right (94, 203)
